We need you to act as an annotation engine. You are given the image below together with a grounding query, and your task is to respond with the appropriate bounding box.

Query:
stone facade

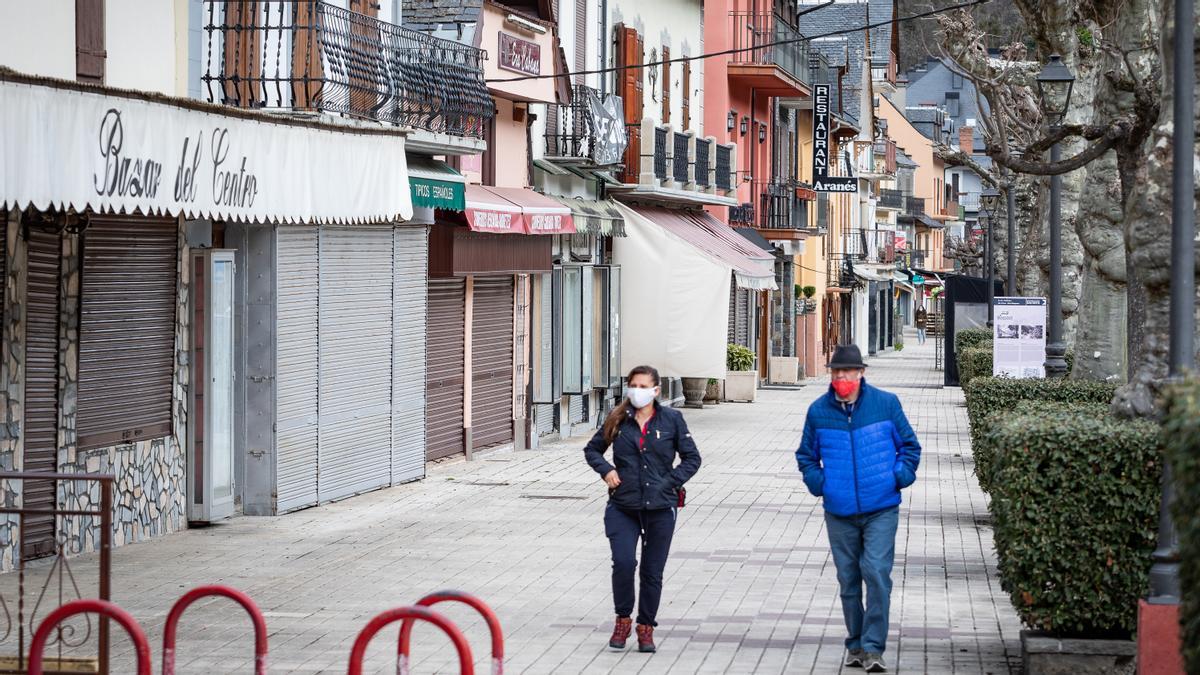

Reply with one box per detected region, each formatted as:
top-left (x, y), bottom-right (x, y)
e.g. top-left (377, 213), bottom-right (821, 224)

top-left (0, 212), bottom-right (25, 571)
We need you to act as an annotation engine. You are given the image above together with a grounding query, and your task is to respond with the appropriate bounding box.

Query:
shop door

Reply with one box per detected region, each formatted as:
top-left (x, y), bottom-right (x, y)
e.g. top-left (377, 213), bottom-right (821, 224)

top-left (391, 226), bottom-right (428, 484)
top-left (426, 278), bottom-right (466, 460)
top-left (317, 225), bottom-right (394, 502)
top-left (868, 284), bottom-right (879, 356)
top-left (188, 250), bottom-right (236, 522)
top-left (275, 226), bottom-right (320, 513)
top-left (23, 229), bottom-right (60, 561)
top-left (470, 276), bottom-right (515, 450)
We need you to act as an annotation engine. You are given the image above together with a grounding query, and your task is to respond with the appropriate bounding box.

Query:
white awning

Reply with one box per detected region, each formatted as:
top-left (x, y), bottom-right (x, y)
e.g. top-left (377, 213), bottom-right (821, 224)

top-left (1, 74), bottom-right (412, 224)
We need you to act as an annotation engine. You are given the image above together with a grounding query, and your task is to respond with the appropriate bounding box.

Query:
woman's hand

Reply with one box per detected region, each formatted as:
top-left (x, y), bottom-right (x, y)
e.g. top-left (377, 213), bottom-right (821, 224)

top-left (603, 470), bottom-right (621, 489)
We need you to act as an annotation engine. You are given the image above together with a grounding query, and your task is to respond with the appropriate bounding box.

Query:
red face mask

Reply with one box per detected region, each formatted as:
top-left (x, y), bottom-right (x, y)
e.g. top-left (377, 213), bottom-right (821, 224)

top-left (831, 379), bottom-right (860, 399)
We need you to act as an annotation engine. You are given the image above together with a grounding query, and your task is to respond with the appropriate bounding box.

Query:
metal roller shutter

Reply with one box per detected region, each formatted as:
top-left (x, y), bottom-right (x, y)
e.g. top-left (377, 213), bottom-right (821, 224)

top-left (392, 226), bottom-right (428, 484)
top-left (534, 403), bottom-right (555, 437)
top-left (568, 394), bottom-right (583, 425)
top-left (426, 278), bottom-right (466, 460)
top-left (735, 286), bottom-right (751, 347)
top-left (78, 218), bottom-right (176, 450)
top-left (23, 229), bottom-right (60, 561)
top-left (275, 226), bottom-right (319, 513)
top-left (470, 276), bottom-right (514, 450)
top-left (317, 225), bottom-right (394, 502)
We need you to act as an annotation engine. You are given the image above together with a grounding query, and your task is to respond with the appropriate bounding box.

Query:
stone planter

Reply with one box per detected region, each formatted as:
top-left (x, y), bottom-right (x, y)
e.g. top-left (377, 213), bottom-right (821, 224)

top-left (1021, 630), bottom-right (1136, 675)
top-left (704, 379), bottom-right (722, 404)
top-left (725, 370), bottom-right (758, 402)
top-left (768, 357), bottom-right (800, 385)
top-left (681, 377), bottom-right (708, 408)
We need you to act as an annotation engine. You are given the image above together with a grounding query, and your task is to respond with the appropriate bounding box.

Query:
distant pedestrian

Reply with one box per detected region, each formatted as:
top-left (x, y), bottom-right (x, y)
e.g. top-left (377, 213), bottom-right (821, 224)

top-left (584, 365), bottom-right (702, 654)
top-left (914, 306), bottom-right (928, 345)
top-left (795, 345), bottom-right (922, 673)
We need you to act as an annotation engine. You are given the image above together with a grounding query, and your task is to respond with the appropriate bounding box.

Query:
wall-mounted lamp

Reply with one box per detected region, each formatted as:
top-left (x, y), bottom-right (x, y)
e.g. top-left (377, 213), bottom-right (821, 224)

top-left (504, 13), bottom-right (548, 34)
top-left (727, 110), bottom-right (737, 132)
top-left (740, 116), bottom-right (749, 136)
top-left (758, 123), bottom-right (767, 143)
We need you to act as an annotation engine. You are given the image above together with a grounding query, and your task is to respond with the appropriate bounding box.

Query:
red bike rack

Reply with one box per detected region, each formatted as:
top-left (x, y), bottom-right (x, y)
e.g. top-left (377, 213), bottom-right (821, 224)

top-left (350, 606), bottom-right (474, 675)
top-left (29, 599), bottom-right (152, 675)
top-left (397, 591), bottom-right (503, 675)
top-left (162, 585), bottom-right (269, 675)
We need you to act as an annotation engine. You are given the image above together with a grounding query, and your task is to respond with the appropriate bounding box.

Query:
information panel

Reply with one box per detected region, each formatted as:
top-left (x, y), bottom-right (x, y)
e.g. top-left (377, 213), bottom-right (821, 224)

top-left (992, 297), bottom-right (1047, 378)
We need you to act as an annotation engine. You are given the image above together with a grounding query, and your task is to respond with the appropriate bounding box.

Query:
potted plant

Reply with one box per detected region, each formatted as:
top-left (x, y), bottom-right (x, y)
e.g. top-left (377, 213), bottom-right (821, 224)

top-left (725, 343), bottom-right (757, 402)
top-left (704, 377), bottom-right (722, 404)
top-left (681, 376), bottom-right (708, 408)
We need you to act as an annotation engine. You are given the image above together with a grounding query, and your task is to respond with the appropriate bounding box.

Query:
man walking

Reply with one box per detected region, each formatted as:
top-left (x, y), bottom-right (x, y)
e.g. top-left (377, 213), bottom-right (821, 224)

top-left (795, 344), bottom-right (921, 672)
top-left (914, 305), bottom-right (927, 345)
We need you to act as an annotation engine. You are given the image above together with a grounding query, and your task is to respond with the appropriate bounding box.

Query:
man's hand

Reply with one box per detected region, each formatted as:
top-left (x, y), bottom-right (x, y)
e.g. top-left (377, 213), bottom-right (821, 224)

top-left (603, 470), bottom-right (621, 489)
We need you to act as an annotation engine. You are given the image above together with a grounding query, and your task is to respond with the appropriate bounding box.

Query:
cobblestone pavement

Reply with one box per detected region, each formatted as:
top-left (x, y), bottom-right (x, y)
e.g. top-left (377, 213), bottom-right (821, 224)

top-left (17, 331), bottom-right (1022, 673)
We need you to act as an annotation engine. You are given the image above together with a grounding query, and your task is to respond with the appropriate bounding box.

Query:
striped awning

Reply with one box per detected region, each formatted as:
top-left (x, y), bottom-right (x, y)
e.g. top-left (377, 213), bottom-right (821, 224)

top-left (548, 195), bottom-right (627, 237)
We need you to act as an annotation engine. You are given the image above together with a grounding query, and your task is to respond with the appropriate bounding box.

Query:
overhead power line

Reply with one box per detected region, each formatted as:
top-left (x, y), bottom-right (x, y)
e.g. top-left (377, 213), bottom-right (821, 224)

top-left (485, 0), bottom-right (990, 84)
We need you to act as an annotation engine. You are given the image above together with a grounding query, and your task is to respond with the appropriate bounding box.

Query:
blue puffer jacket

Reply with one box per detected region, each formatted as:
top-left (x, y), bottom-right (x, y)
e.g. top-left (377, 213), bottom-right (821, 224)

top-left (795, 379), bottom-right (921, 517)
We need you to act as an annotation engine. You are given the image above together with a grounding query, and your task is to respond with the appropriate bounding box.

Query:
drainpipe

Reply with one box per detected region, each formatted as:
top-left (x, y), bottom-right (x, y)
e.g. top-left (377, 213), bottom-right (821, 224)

top-left (599, 0), bottom-right (609, 94)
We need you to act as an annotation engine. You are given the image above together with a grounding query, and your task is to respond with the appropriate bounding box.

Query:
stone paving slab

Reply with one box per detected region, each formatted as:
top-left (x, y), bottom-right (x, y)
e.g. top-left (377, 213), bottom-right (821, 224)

top-left (3, 331), bottom-right (1022, 673)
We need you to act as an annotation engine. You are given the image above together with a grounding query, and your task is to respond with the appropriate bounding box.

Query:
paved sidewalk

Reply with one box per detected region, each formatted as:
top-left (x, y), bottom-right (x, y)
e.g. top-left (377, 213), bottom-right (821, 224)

top-left (18, 331), bottom-right (1022, 673)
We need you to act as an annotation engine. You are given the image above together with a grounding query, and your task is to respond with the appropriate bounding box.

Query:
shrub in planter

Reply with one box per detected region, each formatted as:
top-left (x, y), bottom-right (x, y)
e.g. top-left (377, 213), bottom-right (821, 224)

top-left (973, 400), bottom-right (1111, 493)
top-left (955, 327), bottom-right (993, 358)
top-left (958, 346), bottom-right (993, 388)
top-left (727, 343), bottom-right (755, 372)
top-left (1163, 379), bottom-right (1200, 673)
top-left (988, 411), bottom-right (1161, 637)
top-left (964, 377), bottom-right (1120, 491)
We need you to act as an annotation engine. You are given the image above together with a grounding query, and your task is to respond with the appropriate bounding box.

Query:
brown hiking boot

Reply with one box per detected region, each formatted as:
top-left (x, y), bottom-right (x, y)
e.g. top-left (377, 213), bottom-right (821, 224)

top-left (608, 617), bottom-right (633, 649)
top-left (636, 624), bottom-right (656, 653)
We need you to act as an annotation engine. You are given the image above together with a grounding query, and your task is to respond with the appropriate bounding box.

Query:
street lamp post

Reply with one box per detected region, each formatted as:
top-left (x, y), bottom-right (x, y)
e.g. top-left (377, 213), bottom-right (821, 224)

top-left (981, 187), bottom-right (1002, 325)
top-left (1036, 54), bottom-right (1075, 379)
top-left (1005, 181), bottom-right (1017, 295)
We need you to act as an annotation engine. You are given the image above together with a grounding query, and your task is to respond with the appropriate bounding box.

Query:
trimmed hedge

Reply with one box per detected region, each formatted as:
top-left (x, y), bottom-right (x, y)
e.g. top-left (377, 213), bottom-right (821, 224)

top-left (955, 327), bottom-right (993, 357)
top-left (989, 410), bottom-right (1161, 637)
top-left (964, 378), bottom-right (1119, 493)
top-left (958, 347), bottom-right (993, 388)
top-left (971, 400), bottom-right (1113, 493)
top-left (1164, 380), bottom-right (1200, 673)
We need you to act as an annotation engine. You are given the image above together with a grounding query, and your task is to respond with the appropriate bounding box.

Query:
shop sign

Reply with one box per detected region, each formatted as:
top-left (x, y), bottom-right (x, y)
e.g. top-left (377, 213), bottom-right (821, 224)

top-left (585, 90), bottom-right (627, 165)
top-left (499, 33), bottom-right (541, 76)
top-left (812, 83), bottom-right (857, 193)
top-left (411, 177), bottom-right (465, 211)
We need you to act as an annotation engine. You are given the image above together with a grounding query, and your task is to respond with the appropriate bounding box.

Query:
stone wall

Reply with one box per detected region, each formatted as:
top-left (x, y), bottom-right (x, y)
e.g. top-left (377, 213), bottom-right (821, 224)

top-left (0, 213), bottom-right (25, 571)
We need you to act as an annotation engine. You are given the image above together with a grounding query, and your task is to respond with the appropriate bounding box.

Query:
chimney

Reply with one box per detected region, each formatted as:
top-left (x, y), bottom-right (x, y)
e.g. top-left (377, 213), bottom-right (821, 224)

top-left (958, 124), bottom-right (975, 152)
top-left (893, 74), bottom-right (908, 110)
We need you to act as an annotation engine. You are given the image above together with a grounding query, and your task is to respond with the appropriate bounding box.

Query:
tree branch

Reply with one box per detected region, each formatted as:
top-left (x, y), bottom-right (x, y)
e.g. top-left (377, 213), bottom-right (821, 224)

top-left (1023, 123), bottom-right (1119, 154)
top-left (989, 126), bottom-right (1126, 175)
top-left (938, 147), bottom-right (1000, 186)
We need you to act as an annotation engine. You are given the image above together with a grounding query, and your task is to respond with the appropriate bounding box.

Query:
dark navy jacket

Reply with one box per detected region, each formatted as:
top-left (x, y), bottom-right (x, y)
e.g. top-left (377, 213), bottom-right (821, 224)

top-left (795, 379), bottom-right (921, 517)
top-left (584, 402), bottom-right (702, 511)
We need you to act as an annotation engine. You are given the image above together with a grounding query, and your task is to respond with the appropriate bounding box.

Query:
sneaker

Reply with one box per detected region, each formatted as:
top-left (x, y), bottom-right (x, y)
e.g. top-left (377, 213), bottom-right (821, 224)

top-left (608, 617), bottom-right (632, 649)
top-left (864, 653), bottom-right (888, 672)
top-left (636, 624), bottom-right (656, 653)
top-left (845, 649), bottom-right (866, 668)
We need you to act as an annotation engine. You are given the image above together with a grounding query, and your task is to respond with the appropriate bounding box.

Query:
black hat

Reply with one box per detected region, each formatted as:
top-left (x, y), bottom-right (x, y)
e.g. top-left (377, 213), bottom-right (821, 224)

top-left (827, 344), bottom-right (868, 369)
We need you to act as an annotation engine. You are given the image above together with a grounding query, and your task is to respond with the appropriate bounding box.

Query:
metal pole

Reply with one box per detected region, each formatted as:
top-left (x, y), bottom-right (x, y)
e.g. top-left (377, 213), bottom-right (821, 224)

top-left (986, 214), bottom-right (994, 325)
top-left (1006, 184), bottom-right (1017, 295)
top-left (1148, 0), bottom-right (1195, 603)
top-left (100, 478), bottom-right (112, 675)
top-left (1044, 141), bottom-right (1068, 377)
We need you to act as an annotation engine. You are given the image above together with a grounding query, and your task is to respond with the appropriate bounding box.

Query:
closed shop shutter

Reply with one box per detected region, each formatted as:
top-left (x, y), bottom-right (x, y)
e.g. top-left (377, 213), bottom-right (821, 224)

top-left (734, 286), bottom-right (752, 348)
top-left (275, 226), bottom-right (319, 513)
top-left (23, 229), bottom-right (61, 560)
top-left (470, 276), bottom-right (514, 450)
top-left (392, 226), bottom-right (428, 484)
top-left (317, 225), bottom-right (394, 502)
top-left (426, 278), bottom-right (466, 460)
top-left (727, 281), bottom-right (737, 344)
top-left (78, 217), bottom-right (176, 450)
top-left (568, 394), bottom-right (583, 425)
top-left (534, 403), bottom-right (555, 437)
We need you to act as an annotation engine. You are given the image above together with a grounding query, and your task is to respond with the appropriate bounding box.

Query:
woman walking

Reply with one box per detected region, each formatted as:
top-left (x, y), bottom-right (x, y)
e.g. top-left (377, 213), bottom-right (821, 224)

top-left (584, 365), bottom-right (702, 653)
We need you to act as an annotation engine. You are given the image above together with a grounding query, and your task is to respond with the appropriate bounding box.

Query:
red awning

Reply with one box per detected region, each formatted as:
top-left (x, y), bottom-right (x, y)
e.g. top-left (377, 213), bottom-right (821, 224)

top-left (464, 185), bottom-right (575, 235)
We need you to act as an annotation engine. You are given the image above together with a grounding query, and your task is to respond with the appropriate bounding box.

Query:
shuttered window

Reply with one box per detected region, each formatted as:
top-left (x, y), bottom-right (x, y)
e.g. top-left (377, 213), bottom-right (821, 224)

top-left (661, 46), bottom-right (670, 125)
top-left (78, 218), bottom-right (177, 451)
top-left (222, 1), bottom-right (263, 106)
top-left (24, 228), bottom-right (61, 561)
top-left (75, 0), bottom-right (105, 84)
top-left (682, 61), bottom-right (691, 131)
top-left (614, 24), bottom-right (644, 183)
top-left (574, 0), bottom-right (586, 84)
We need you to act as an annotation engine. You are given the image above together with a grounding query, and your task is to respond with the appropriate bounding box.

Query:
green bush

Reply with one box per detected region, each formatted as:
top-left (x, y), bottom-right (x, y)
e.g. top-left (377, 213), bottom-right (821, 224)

top-left (973, 400), bottom-right (1112, 492)
top-left (1164, 380), bottom-right (1200, 673)
top-left (989, 410), bottom-right (1161, 637)
top-left (964, 377), bottom-right (1120, 493)
top-left (727, 343), bottom-right (755, 371)
top-left (958, 347), bottom-right (993, 388)
top-left (955, 327), bottom-right (993, 358)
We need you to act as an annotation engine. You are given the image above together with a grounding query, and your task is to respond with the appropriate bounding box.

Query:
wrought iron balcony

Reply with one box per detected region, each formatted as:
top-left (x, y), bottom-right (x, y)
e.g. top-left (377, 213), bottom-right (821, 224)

top-left (898, 249), bottom-right (926, 270)
top-left (545, 84), bottom-right (627, 166)
top-left (729, 11), bottom-right (811, 91)
top-left (730, 202), bottom-right (755, 227)
top-left (653, 127), bottom-right (669, 181)
top-left (904, 195), bottom-right (926, 218)
top-left (716, 145), bottom-right (734, 191)
top-left (695, 141), bottom-right (711, 188)
top-left (202, 1), bottom-right (493, 137)
top-left (753, 180), bottom-right (809, 231)
top-left (672, 132), bottom-right (691, 184)
top-left (879, 188), bottom-right (904, 210)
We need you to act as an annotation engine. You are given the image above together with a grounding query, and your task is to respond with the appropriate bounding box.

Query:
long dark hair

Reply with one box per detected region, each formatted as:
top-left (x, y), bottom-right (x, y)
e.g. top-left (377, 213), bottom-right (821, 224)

top-left (603, 365), bottom-right (660, 443)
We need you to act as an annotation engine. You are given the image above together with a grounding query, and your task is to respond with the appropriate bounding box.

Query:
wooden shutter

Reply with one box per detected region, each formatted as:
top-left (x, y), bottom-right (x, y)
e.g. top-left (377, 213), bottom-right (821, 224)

top-left (682, 60), bottom-right (691, 131)
top-left (292, 0), bottom-right (324, 110)
top-left (23, 229), bottom-right (61, 561)
top-left (78, 218), bottom-right (177, 451)
top-left (574, 0), bottom-right (586, 84)
top-left (661, 46), bottom-right (670, 125)
top-left (222, 1), bottom-right (263, 106)
top-left (347, 0), bottom-right (382, 117)
top-left (75, 0), bottom-right (105, 84)
top-left (615, 25), bottom-right (643, 183)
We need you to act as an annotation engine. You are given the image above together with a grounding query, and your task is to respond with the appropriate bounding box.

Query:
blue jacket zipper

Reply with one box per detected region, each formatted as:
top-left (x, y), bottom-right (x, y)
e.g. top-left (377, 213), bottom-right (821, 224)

top-left (847, 403), bottom-right (861, 514)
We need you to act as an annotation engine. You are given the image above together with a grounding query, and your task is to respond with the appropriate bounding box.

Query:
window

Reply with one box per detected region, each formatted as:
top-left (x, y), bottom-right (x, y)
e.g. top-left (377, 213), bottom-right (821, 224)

top-left (561, 265), bottom-right (583, 393)
top-left (945, 92), bottom-right (961, 118)
top-left (78, 217), bottom-right (178, 450)
top-left (952, 71), bottom-right (964, 89)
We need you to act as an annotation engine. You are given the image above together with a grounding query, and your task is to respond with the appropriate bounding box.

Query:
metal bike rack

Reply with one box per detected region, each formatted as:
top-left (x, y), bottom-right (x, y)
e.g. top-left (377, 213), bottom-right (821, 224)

top-left (162, 585), bottom-right (269, 675)
top-left (28, 600), bottom-right (151, 675)
top-left (397, 591), bottom-right (504, 675)
top-left (350, 606), bottom-right (474, 675)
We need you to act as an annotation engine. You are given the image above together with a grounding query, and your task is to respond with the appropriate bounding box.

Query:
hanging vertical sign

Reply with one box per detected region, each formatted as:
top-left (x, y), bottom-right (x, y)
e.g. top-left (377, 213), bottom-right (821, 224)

top-left (812, 84), bottom-right (858, 193)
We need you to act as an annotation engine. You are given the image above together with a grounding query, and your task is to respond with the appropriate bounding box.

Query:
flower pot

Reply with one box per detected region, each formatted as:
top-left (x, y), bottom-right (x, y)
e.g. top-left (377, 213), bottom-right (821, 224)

top-left (725, 370), bottom-right (758, 402)
top-left (704, 379), bottom-right (722, 404)
top-left (681, 377), bottom-right (708, 408)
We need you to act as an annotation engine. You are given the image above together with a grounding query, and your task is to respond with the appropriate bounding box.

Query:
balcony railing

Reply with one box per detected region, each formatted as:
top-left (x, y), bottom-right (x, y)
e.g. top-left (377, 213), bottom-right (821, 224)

top-left (730, 203), bottom-right (755, 226)
top-left (730, 11), bottom-right (811, 87)
top-left (672, 132), bottom-right (691, 184)
top-left (546, 84), bottom-right (627, 165)
top-left (944, 198), bottom-right (961, 218)
top-left (653, 126), bottom-right (669, 181)
top-left (873, 138), bottom-right (897, 175)
top-left (695, 141), bottom-right (711, 188)
top-left (898, 249), bottom-right (926, 270)
top-left (879, 188), bottom-right (904, 209)
top-left (847, 228), bottom-right (897, 264)
top-left (716, 145), bottom-right (733, 191)
top-left (904, 195), bottom-right (926, 218)
top-left (202, 0), bottom-right (493, 137)
top-left (753, 180), bottom-right (809, 230)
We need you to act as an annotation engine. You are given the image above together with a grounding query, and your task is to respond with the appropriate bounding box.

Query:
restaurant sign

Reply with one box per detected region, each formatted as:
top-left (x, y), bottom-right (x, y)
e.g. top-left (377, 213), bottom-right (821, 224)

top-left (811, 83), bottom-right (857, 193)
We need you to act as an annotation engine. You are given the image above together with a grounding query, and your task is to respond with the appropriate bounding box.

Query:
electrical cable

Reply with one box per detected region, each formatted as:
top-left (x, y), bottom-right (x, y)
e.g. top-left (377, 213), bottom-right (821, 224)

top-left (485, 0), bottom-right (991, 84)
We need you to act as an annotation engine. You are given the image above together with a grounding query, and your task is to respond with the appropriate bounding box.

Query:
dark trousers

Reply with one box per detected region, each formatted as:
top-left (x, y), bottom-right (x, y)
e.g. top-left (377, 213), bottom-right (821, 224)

top-left (604, 504), bottom-right (676, 626)
top-left (825, 505), bottom-right (899, 654)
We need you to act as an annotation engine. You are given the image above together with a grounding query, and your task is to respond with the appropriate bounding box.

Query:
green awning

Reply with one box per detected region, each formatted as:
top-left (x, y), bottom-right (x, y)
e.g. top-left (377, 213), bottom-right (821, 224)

top-left (547, 195), bottom-right (626, 237)
top-left (408, 155), bottom-right (466, 211)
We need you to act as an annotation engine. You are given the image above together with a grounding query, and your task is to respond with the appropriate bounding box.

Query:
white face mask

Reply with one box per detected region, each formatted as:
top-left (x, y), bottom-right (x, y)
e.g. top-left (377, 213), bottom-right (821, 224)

top-left (627, 387), bottom-right (658, 410)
